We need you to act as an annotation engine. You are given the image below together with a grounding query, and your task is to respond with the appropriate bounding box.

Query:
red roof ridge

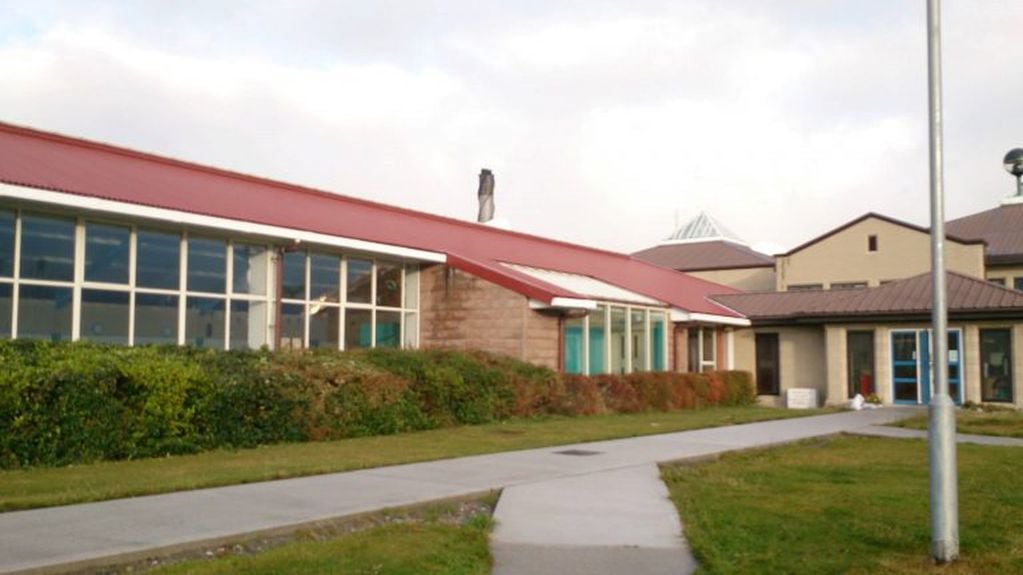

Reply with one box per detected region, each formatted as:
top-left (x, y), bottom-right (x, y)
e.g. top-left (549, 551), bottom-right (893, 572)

top-left (0, 120), bottom-right (636, 262)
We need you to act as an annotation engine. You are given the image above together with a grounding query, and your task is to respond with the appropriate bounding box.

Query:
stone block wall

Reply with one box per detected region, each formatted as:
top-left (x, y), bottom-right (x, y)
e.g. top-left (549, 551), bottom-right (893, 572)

top-left (418, 264), bottom-right (560, 370)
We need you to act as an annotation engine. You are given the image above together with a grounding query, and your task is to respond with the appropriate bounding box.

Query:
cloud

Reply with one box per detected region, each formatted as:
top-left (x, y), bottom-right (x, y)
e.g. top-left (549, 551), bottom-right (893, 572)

top-left (0, 1), bottom-right (1020, 256)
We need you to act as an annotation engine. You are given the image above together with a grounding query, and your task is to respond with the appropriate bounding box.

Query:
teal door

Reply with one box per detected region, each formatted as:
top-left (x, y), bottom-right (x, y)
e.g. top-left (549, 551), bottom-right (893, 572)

top-left (891, 329), bottom-right (962, 405)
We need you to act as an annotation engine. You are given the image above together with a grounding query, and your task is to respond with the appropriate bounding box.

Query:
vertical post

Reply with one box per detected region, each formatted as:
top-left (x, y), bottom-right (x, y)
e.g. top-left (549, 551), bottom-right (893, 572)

top-left (925, 0), bottom-right (959, 563)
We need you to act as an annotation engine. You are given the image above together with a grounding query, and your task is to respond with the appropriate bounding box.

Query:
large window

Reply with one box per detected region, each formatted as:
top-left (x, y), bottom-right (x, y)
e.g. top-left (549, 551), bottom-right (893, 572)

top-left (0, 208), bottom-right (423, 351)
top-left (847, 331), bottom-right (875, 398)
top-left (687, 327), bottom-right (717, 373)
top-left (980, 329), bottom-right (1013, 403)
top-left (279, 250), bottom-right (418, 350)
top-left (561, 305), bottom-right (668, 375)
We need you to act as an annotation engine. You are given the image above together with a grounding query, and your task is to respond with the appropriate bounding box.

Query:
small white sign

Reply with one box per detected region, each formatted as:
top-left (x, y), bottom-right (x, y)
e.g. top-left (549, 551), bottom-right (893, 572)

top-left (787, 388), bottom-right (818, 409)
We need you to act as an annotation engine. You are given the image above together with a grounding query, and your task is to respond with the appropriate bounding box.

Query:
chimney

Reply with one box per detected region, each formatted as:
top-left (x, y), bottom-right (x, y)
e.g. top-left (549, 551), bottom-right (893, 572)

top-left (477, 168), bottom-right (495, 223)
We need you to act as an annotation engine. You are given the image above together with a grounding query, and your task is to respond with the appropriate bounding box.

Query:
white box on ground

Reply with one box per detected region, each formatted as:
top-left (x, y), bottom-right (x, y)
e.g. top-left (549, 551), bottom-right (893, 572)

top-left (786, 388), bottom-right (818, 409)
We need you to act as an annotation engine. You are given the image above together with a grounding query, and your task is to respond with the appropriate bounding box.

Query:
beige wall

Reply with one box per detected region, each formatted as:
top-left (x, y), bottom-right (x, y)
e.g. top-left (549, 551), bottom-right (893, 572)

top-left (986, 265), bottom-right (1023, 290)
top-left (690, 267), bottom-right (776, 292)
top-left (730, 326), bottom-right (827, 405)
top-left (776, 217), bottom-right (985, 290)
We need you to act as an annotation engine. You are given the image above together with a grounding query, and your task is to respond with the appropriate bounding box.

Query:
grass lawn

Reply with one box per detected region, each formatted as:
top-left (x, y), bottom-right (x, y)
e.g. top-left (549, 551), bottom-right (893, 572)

top-left (0, 406), bottom-right (832, 512)
top-left (151, 506), bottom-right (493, 575)
top-left (896, 408), bottom-right (1023, 439)
top-left (663, 435), bottom-right (1023, 574)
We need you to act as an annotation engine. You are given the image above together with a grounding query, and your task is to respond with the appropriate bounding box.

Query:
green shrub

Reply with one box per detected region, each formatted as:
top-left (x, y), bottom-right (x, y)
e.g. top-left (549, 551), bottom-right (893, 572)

top-left (0, 339), bottom-right (756, 469)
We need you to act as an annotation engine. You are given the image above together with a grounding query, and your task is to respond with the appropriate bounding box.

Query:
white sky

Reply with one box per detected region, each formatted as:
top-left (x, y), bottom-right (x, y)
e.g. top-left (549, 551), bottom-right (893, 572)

top-left (1, 1), bottom-right (1020, 255)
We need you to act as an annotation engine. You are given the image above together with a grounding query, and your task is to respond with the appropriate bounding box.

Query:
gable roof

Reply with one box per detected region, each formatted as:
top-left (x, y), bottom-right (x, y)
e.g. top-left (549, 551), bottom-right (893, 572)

top-left (632, 240), bottom-right (774, 272)
top-left (946, 203), bottom-right (1023, 265)
top-left (780, 212), bottom-right (984, 257)
top-left (711, 272), bottom-right (1023, 322)
top-left (0, 121), bottom-right (743, 319)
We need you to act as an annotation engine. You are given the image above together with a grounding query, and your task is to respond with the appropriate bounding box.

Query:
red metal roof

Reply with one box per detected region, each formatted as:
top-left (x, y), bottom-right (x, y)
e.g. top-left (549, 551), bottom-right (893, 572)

top-left (0, 121), bottom-right (742, 318)
top-left (712, 272), bottom-right (1023, 321)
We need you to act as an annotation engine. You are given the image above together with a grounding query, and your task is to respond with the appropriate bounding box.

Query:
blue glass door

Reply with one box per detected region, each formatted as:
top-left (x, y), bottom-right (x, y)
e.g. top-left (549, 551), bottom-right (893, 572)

top-left (892, 330), bottom-right (962, 405)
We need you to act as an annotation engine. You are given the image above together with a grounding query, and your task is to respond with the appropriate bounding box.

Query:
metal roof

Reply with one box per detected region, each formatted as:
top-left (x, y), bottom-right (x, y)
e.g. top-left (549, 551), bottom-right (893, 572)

top-left (502, 263), bottom-right (664, 306)
top-left (946, 203), bottom-right (1023, 265)
top-left (711, 272), bottom-right (1023, 322)
top-left (633, 240), bottom-right (774, 272)
top-left (0, 121), bottom-right (743, 319)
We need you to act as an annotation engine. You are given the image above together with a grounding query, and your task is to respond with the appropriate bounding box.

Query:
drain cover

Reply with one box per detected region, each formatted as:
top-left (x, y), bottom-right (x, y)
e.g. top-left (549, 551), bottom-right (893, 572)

top-left (554, 449), bottom-right (602, 456)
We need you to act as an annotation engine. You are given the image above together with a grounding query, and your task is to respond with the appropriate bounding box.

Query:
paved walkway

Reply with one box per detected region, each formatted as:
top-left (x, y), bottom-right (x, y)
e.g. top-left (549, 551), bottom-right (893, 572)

top-left (851, 424), bottom-right (1023, 447)
top-left (0, 408), bottom-right (913, 574)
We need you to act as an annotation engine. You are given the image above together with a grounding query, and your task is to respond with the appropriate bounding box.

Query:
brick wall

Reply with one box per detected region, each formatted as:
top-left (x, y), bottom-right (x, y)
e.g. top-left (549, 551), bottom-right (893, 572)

top-left (418, 264), bottom-right (561, 370)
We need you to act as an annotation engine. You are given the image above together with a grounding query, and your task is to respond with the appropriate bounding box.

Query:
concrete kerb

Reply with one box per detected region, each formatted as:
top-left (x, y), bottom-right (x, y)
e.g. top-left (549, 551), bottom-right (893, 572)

top-left (9, 490), bottom-right (499, 575)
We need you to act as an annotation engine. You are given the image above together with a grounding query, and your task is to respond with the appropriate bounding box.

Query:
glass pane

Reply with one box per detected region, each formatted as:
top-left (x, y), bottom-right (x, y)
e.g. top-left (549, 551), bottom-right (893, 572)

top-left (0, 211), bottom-right (13, 277)
top-left (404, 265), bottom-right (418, 309)
top-left (282, 252), bottom-right (306, 299)
top-left (630, 310), bottom-right (647, 372)
top-left (651, 313), bottom-right (666, 371)
top-left (847, 331), bottom-right (875, 397)
top-left (185, 297), bottom-right (225, 348)
top-left (1015, 277), bottom-right (1023, 291)
top-left (894, 381), bottom-right (918, 401)
top-left (84, 223), bottom-right (130, 284)
top-left (229, 300), bottom-right (268, 350)
top-left (187, 237), bottom-right (226, 293)
top-left (610, 307), bottom-right (626, 374)
top-left (981, 329), bottom-right (1013, 402)
top-left (310, 253), bottom-right (340, 303)
top-left (346, 258), bottom-right (372, 304)
top-left (403, 313), bottom-right (418, 349)
top-left (588, 306), bottom-right (606, 375)
top-left (232, 243), bottom-right (267, 295)
top-left (309, 306), bottom-right (339, 349)
top-left (376, 261), bottom-right (401, 307)
top-left (20, 214), bottom-right (75, 281)
top-left (80, 289), bottom-right (130, 344)
top-left (894, 364), bottom-right (918, 379)
top-left (0, 283), bottom-right (11, 338)
top-left (687, 329), bottom-right (699, 373)
top-left (345, 308), bottom-right (372, 349)
top-left (135, 293), bottom-right (178, 345)
top-left (376, 310), bottom-right (401, 348)
top-left (137, 230), bottom-right (181, 289)
top-left (564, 316), bottom-right (584, 374)
top-left (17, 285), bottom-right (72, 341)
top-left (280, 303), bottom-right (304, 349)
top-left (892, 332), bottom-right (916, 361)
top-left (702, 328), bottom-right (715, 364)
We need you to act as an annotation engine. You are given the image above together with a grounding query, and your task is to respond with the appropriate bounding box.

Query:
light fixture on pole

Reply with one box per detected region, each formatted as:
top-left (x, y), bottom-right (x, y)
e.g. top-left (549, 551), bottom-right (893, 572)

top-left (1004, 148), bottom-right (1023, 198)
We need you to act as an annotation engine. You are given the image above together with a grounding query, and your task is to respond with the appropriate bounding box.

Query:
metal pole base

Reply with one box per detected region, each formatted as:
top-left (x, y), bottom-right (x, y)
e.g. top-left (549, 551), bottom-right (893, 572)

top-left (929, 393), bottom-right (959, 563)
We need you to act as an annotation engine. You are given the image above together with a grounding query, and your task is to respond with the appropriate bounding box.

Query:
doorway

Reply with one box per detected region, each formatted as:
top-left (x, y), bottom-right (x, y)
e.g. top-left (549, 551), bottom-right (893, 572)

top-left (890, 329), bottom-right (963, 405)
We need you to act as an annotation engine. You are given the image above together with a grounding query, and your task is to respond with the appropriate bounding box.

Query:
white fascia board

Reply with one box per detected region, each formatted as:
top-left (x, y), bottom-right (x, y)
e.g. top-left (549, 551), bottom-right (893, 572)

top-left (529, 297), bottom-right (599, 311)
top-left (0, 183), bottom-right (446, 263)
top-left (670, 308), bottom-right (750, 326)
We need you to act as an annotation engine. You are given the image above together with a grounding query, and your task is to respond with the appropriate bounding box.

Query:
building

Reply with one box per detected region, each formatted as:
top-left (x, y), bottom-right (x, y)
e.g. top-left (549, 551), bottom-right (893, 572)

top-left (0, 122), bottom-right (747, 374)
top-left (634, 206), bottom-right (1023, 409)
top-left (632, 212), bottom-right (776, 292)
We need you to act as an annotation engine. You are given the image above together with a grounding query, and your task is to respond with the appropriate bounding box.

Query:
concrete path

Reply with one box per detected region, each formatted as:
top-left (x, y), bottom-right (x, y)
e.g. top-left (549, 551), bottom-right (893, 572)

top-left (852, 424), bottom-right (1023, 447)
top-left (491, 463), bottom-right (696, 575)
top-left (0, 408), bottom-right (912, 574)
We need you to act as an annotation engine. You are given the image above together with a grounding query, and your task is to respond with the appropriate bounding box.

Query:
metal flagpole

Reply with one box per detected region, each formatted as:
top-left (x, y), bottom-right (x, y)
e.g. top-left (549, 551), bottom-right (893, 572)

top-left (925, 0), bottom-right (959, 564)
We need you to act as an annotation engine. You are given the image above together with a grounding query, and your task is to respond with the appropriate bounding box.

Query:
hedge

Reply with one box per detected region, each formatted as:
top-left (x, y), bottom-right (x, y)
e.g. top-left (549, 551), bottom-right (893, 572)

top-left (0, 341), bottom-right (754, 469)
